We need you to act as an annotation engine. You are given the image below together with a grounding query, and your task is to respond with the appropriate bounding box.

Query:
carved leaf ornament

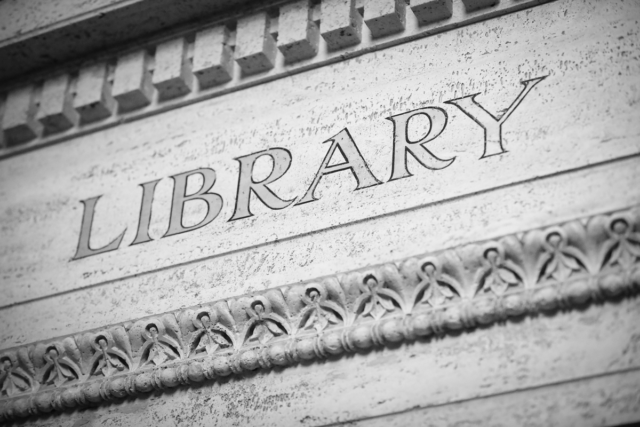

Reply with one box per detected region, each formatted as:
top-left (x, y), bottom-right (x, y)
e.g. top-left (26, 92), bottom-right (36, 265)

top-left (412, 261), bottom-right (461, 308)
top-left (1, 207), bottom-right (640, 422)
top-left (298, 287), bottom-right (344, 333)
top-left (188, 313), bottom-right (234, 356)
top-left (476, 247), bottom-right (525, 296)
top-left (602, 219), bottom-right (640, 270)
top-left (0, 351), bottom-right (35, 398)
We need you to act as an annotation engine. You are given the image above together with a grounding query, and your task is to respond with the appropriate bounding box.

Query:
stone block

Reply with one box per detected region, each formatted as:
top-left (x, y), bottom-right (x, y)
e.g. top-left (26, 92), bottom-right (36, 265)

top-left (153, 37), bottom-right (193, 100)
top-left (193, 26), bottom-right (234, 88)
top-left (410, 0), bottom-right (452, 26)
top-left (112, 50), bottom-right (154, 111)
top-left (235, 12), bottom-right (278, 75)
top-left (278, 0), bottom-right (320, 63)
top-left (36, 73), bottom-right (78, 133)
top-left (321, 0), bottom-right (363, 50)
top-left (73, 62), bottom-right (116, 124)
top-left (364, 0), bottom-right (406, 38)
top-left (462, 0), bottom-right (499, 12)
top-left (1, 85), bottom-right (41, 145)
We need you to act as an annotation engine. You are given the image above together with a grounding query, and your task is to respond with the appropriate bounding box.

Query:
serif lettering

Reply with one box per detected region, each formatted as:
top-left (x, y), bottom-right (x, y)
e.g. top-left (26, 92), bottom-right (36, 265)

top-left (72, 76), bottom-right (546, 260)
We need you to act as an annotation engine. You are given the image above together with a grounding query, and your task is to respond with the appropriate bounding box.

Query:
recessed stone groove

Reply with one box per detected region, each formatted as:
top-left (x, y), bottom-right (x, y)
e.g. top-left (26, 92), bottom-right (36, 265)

top-left (315, 365), bottom-right (640, 427)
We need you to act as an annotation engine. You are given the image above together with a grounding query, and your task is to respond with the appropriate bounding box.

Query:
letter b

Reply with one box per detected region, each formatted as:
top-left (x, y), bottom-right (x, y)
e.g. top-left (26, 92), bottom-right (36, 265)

top-left (164, 168), bottom-right (223, 237)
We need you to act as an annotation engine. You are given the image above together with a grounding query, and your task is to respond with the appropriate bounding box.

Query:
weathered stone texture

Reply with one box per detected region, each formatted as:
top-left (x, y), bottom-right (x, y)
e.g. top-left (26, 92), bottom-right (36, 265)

top-left (345, 369), bottom-right (640, 426)
top-left (0, 0), bottom-right (639, 424)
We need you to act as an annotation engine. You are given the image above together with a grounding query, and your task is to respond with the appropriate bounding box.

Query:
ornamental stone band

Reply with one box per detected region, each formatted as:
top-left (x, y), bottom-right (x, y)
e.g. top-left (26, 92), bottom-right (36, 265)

top-left (1, 207), bottom-right (640, 421)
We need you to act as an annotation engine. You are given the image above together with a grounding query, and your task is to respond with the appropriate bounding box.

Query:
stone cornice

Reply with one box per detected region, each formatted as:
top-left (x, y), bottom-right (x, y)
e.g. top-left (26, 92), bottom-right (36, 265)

top-left (0, 0), bottom-right (278, 83)
top-left (0, 0), bottom-right (553, 159)
top-left (1, 206), bottom-right (639, 422)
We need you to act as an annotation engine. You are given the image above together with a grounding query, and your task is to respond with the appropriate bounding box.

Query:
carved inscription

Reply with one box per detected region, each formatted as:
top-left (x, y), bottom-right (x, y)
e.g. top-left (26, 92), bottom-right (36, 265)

top-left (72, 76), bottom-right (546, 260)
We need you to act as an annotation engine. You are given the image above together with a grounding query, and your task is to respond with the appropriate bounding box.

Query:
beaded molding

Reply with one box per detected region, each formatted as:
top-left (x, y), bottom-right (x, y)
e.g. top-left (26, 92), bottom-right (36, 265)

top-left (1, 206), bottom-right (639, 422)
top-left (0, 0), bottom-right (552, 159)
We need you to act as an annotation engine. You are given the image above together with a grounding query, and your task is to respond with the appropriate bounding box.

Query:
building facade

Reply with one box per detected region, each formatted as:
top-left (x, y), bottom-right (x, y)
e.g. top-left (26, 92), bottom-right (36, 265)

top-left (0, 0), bottom-right (639, 425)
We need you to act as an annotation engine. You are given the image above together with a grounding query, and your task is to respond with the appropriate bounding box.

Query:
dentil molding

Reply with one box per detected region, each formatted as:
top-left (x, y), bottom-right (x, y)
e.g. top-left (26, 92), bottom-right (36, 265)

top-left (1, 206), bottom-right (639, 422)
top-left (0, 0), bottom-right (553, 159)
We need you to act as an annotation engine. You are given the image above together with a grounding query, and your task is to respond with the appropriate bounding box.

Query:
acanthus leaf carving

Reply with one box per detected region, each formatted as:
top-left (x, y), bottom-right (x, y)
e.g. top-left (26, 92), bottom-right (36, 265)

top-left (400, 257), bottom-right (463, 310)
top-left (474, 242), bottom-right (526, 297)
top-left (129, 316), bottom-right (184, 368)
top-left (180, 307), bottom-right (235, 357)
top-left (600, 215), bottom-right (640, 271)
top-left (296, 282), bottom-right (346, 334)
top-left (351, 265), bottom-right (405, 321)
top-left (233, 294), bottom-right (291, 346)
top-left (529, 224), bottom-right (590, 285)
top-left (33, 338), bottom-right (83, 387)
top-left (78, 327), bottom-right (133, 379)
top-left (0, 348), bottom-right (36, 397)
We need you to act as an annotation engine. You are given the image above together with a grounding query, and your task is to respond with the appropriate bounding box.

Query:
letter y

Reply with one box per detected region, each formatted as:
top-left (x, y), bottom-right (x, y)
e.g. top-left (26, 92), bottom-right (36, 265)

top-left (445, 76), bottom-right (547, 158)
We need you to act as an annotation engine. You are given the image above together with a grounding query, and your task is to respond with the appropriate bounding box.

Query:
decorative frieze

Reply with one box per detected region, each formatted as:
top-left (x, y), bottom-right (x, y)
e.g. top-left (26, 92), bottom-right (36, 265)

top-left (1, 207), bottom-right (639, 422)
top-left (0, 0), bottom-right (552, 159)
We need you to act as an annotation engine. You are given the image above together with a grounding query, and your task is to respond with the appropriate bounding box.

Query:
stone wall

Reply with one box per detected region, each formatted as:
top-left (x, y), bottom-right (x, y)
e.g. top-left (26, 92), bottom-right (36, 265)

top-left (0, 0), bottom-right (639, 425)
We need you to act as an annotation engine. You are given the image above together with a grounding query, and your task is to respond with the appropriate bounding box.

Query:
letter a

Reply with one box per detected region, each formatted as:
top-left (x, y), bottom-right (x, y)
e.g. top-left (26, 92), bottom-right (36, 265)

top-left (296, 128), bottom-right (381, 205)
top-left (445, 76), bottom-right (546, 158)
